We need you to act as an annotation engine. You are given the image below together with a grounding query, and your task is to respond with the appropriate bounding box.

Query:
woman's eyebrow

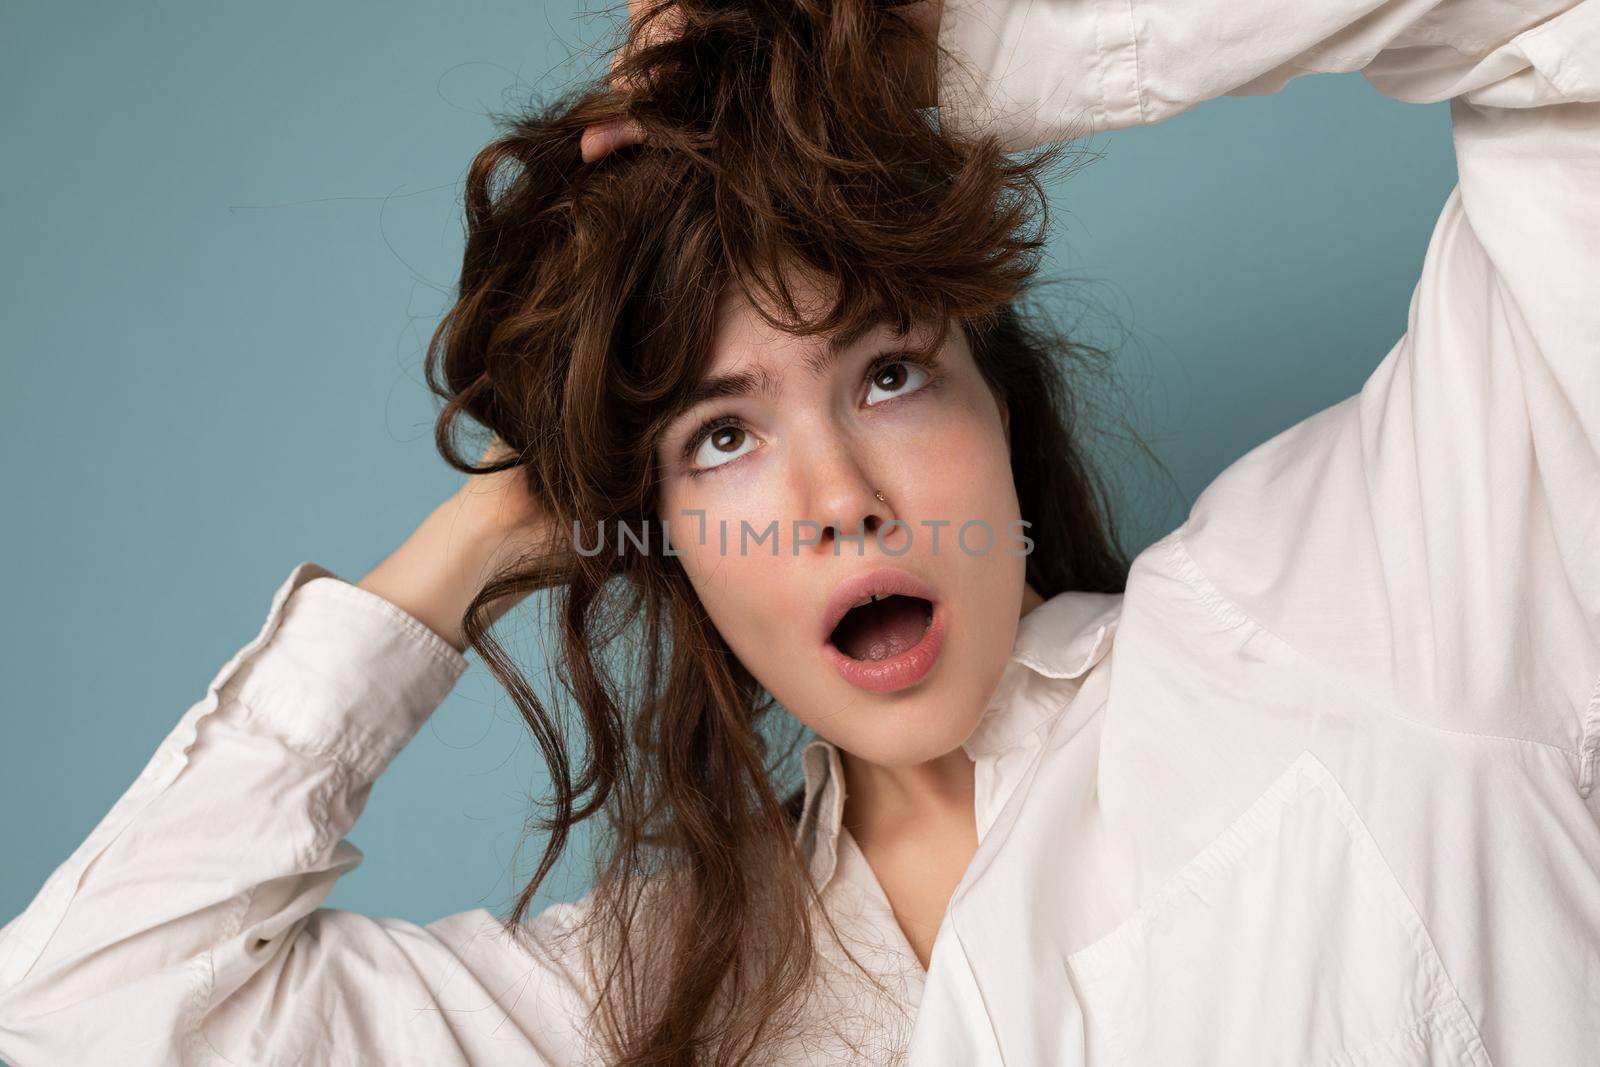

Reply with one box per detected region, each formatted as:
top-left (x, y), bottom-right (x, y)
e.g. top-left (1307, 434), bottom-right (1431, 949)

top-left (675, 316), bottom-right (900, 414)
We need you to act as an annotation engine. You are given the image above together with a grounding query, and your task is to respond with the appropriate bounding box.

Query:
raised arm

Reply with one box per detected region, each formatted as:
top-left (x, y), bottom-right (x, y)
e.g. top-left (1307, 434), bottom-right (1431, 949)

top-left (936, 0), bottom-right (1597, 144)
top-left (937, 0), bottom-right (1600, 786)
top-left (0, 507), bottom-right (592, 1064)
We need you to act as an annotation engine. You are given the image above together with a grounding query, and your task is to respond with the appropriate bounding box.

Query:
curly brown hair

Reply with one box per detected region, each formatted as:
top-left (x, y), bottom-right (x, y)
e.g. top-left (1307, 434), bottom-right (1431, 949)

top-left (423, 0), bottom-right (1130, 1061)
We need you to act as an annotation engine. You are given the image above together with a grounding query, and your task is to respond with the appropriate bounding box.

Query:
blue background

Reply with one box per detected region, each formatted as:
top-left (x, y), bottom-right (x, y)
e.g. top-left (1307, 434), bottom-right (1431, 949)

top-left (1, 0), bottom-right (1457, 926)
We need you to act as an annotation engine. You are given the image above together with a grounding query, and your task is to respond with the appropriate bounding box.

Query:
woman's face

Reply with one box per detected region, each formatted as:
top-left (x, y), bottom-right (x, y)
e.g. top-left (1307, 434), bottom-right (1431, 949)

top-left (654, 282), bottom-right (1029, 769)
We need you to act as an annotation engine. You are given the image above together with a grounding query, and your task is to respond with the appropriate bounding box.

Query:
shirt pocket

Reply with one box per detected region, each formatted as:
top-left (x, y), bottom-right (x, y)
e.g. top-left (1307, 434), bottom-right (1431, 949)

top-left (1065, 751), bottom-right (1492, 1067)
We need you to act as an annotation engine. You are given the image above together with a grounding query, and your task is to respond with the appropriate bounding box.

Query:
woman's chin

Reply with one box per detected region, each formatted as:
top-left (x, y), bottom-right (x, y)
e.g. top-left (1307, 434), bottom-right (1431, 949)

top-left (811, 682), bottom-right (990, 770)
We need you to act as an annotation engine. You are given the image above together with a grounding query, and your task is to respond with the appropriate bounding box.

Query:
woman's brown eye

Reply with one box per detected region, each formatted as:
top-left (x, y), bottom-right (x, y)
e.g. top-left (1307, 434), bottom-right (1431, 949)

top-left (865, 360), bottom-right (929, 406)
top-left (689, 421), bottom-right (758, 472)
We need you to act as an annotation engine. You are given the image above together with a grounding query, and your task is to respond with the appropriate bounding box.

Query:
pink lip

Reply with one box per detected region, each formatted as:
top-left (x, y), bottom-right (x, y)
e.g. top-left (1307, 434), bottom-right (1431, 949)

top-left (825, 602), bottom-right (947, 693)
top-left (820, 567), bottom-right (946, 694)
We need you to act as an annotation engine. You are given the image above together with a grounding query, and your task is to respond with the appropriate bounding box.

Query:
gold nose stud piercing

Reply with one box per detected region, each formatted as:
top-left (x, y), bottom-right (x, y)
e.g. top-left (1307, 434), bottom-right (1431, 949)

top-left (874, 489), bottom-right (886, 502)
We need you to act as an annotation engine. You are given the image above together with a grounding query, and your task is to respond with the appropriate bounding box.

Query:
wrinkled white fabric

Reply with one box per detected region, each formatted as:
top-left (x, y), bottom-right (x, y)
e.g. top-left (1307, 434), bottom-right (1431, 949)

top-left (0, 562), bottom-right (1114, 1066)
top-left (915, 0), bottom-right (1600, 1064)
top-left (1, 0), bottom-right (1596, 1063)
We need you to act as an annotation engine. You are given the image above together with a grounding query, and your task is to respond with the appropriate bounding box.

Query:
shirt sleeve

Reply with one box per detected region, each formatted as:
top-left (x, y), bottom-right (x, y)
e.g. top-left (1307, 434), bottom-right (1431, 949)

top-left (0, 564), bottom-right (599, 1066)
top-left (938, 0), bottom-right (1600, 792)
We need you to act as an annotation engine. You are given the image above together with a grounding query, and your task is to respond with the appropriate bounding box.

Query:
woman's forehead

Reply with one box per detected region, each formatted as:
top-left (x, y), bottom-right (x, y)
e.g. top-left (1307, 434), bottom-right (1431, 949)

top-left (707, 281), bottom-right (947, 376)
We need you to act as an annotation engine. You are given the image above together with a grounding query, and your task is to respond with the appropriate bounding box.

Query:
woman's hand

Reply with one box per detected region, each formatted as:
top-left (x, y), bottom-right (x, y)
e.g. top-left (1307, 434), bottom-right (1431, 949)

top-left (452, 436), bottom-right (552, 565)
top-left (357, 437), bottom-right (553, 655)
top-left (578, 0), bottom-right (945, 165)
top-left (579, 0), bottom-right (679, 163)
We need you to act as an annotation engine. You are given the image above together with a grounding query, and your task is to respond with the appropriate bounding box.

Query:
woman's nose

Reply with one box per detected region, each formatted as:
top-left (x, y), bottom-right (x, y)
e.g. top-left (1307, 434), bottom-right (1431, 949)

top-left (792, 439), bottom-right (893, 555)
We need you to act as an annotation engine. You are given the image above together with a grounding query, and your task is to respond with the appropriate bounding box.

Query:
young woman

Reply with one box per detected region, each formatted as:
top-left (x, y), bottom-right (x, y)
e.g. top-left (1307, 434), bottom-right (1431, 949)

top-left (1, 0), bottom-right (1595, 1064)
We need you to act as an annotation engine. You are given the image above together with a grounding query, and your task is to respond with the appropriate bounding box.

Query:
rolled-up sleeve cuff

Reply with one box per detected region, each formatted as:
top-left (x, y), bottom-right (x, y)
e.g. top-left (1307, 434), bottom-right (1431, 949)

top-left (217, 563), bottom-right (471, 782)
top-left (936, 0), bottom-right (1144, 152)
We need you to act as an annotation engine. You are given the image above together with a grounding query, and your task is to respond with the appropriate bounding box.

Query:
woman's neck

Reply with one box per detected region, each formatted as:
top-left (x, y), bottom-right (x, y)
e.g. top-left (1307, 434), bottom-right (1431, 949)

top-left (840, 744), bottom-right (976, 835)
top-left (834, 579), bottom-right (1046, 967)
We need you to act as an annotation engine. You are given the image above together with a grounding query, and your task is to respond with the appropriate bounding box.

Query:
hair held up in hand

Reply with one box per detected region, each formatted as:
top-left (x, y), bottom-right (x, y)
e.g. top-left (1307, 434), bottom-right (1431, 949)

top-left (422, 0), bottom-right (1126, 1062)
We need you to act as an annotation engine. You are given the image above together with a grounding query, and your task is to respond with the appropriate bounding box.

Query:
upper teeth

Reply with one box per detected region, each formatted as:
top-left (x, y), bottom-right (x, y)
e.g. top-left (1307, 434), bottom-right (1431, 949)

top-left (852, 593), bottom-right (889, 609)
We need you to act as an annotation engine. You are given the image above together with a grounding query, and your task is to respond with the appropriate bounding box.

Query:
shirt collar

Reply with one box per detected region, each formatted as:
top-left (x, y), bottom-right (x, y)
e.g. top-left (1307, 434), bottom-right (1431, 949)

top-left (792, 589), bottom-right (1123, 891)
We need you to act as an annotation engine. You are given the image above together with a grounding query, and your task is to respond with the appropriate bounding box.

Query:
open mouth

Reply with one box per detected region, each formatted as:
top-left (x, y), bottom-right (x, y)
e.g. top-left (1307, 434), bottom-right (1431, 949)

top-left (827, 593), bottom-right (935, 661)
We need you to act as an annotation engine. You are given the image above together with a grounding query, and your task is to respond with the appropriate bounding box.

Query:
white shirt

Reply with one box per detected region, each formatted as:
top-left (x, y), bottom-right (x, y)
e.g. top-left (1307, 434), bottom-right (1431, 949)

top-left (0, 562), bottom-right (1113, 1066)
top-left (913, 0), bottom-right (1600, 1064)
top-left (2, 0), bottom-right (1597, 1064)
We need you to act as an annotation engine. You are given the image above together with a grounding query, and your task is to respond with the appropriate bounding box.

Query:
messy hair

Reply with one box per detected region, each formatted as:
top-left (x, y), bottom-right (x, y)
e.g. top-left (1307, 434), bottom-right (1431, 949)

top-left (424, 0), bottom-right (1129, 1062)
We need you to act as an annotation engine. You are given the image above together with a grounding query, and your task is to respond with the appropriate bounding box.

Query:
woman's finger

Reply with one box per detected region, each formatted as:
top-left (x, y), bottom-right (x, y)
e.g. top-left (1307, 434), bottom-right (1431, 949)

top-left (580, 117), bottom-right (646, 163)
